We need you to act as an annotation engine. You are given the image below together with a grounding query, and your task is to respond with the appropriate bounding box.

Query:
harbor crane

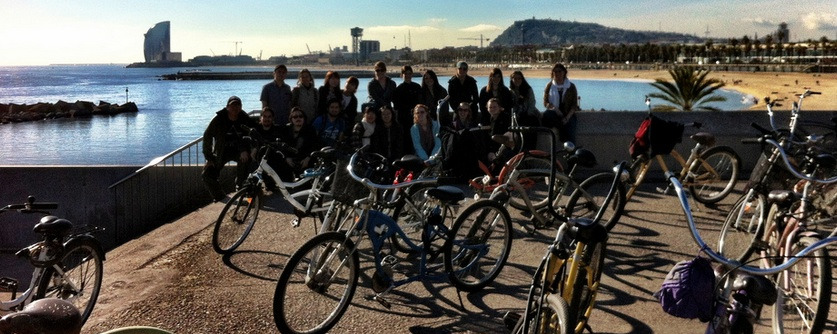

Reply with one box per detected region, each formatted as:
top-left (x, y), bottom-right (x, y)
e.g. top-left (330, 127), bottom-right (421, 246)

top-left (458, 34), bottom-right (491, 48)
top-left (223, 41), bottom-right (244, 56)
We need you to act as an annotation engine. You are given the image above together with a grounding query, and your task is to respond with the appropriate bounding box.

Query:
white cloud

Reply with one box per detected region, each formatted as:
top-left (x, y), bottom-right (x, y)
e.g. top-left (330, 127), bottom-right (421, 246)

top-left (428, 18), bottom-right (447, 24)
top-left (802, 12), bottom-right (837, 30)
top-left (460, 24), bottom-right (503, 32)
top-left (742, 17), bottom-right (779, 27)
top-left (366, 25), bottom-right (440, 33)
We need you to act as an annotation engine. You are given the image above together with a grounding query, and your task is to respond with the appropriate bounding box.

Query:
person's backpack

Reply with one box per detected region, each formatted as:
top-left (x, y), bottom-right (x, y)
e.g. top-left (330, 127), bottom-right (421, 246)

top-left (654, 256), bottom-right (716, 322)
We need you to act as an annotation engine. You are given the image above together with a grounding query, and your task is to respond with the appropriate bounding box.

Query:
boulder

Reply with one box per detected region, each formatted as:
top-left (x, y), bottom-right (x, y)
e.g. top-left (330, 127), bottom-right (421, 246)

top-left (28, 102), bottom-right (54, 114)
top-left (55, 100), bottom-right (72, 112)
top-left (9, 103), bottom-right (27, 113)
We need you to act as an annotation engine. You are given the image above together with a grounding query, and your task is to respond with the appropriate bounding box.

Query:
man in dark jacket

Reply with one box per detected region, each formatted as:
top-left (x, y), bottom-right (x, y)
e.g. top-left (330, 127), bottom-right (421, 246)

top-left (447, 61), bottom-right (479, 122)
top-left (202, 96), bottom-right (258, 201)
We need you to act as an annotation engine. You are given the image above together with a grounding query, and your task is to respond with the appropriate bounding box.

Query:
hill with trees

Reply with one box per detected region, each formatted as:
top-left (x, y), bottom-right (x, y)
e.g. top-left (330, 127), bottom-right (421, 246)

top-left (490, 18), bottom-right (703, 46)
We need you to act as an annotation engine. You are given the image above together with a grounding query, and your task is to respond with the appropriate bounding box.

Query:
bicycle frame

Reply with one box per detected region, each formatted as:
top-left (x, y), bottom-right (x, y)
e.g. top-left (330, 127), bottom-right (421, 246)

top-left (254, 150), bottom-right (332, 215)
top-left (0, 264), bottom-right (49, 312)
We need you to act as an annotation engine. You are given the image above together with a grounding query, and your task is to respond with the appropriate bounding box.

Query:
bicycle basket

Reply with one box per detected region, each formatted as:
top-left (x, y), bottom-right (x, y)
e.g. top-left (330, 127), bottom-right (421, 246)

top-left (331, 151), bottom-right (391, 204)
top-left (647, 114), bottom-right (684, 156)
top-left (654, 256), bottom-right (715, 322)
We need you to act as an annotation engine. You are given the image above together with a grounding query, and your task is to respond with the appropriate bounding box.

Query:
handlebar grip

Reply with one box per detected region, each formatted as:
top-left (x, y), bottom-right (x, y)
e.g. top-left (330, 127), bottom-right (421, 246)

top-left (810, 91), bottom-right (821, 95)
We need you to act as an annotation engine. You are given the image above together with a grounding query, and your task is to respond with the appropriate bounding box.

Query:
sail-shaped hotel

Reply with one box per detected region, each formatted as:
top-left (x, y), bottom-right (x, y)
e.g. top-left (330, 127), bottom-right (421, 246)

top-left (143, 21), bottom-right (181, 63)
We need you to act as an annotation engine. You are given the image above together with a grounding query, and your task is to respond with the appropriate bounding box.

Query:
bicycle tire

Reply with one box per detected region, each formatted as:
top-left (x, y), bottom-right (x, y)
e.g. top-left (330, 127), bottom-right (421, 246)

top-left (717, 191), bottom-right (767, 261)
top-left (211, 187), bottom-right (261, 254)
top-left (689, 145), bottom-right (740, 205)
top-left (317, 201), bottom-right (356, 234)
top-left (565, 172), bottom-right (626, 231)
top-left (771, 236), bottom-right (831, 334)
top-left (566, 240), bottom-right (606, 334)
top-left (35, 237), bottom-right (104, 325)
top-left (444, 200), bottom-right (512, 292)
top-left (508, 156), bottom-right (557, 211)
top-left (625, 156), bottom-right (650, 202)
top-left (389, 184), bottom-right (435, 254)
top-left (273, 232), bottom-right (359, 334)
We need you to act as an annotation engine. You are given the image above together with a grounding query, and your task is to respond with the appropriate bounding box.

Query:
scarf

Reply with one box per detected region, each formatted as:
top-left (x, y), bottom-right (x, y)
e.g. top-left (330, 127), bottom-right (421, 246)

top-left (361, 120), bottom-right (375, 147)
top-left (548, 78), bottom-right (572, 108)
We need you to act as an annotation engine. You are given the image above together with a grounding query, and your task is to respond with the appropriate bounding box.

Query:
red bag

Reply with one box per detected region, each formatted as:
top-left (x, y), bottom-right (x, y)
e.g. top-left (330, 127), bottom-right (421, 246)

top-left (629, 117), bottom-right (652, 158)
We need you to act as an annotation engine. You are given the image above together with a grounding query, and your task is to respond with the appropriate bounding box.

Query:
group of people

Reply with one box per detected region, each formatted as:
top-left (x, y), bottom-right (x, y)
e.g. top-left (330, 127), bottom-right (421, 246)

top-left (201, 62), bottom-right (582, 201)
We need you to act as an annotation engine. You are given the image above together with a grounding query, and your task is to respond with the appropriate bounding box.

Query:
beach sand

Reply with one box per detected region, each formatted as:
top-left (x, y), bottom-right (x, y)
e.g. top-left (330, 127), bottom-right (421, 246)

top-left (421, 67), bottom-right (836, 111)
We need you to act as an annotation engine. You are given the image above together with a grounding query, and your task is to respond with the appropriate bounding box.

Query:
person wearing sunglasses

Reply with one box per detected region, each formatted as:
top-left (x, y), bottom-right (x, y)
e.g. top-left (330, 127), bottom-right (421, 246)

top-left (280, 107), bottom-right (318, 176)
top-left (367, 61), bottom-right (396, 110)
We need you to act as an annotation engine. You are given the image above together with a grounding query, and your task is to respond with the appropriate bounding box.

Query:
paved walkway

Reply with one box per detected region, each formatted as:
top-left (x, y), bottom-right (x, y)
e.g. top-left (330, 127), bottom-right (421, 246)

top-left (80, 183), bottom-right (837, 334)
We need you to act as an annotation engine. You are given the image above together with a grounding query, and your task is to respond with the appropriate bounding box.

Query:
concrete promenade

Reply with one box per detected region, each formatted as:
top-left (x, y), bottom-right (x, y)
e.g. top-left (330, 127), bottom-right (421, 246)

top-left (79, 183), bottom-right (837, 334)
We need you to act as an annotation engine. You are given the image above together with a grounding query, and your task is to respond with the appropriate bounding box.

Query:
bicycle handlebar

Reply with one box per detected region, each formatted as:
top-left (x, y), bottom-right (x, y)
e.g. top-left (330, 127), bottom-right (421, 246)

top-left (0, 196), bottom-right (58, 214)
top-left (668, 174), bottom-right (837, 275)
top-left (346, 149), bottom-right (436, 191)
top-left (760, 138), bottom-right (837, 184)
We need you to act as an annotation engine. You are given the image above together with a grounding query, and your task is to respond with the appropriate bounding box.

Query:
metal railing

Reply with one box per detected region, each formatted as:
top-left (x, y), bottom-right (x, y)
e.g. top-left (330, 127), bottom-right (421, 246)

top-left (107, 137), bottom-right (234, 243)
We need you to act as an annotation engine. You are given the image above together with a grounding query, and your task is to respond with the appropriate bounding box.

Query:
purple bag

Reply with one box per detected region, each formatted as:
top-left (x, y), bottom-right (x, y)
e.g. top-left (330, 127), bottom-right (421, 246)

top-left (654, 256), bottom-right (715, 322)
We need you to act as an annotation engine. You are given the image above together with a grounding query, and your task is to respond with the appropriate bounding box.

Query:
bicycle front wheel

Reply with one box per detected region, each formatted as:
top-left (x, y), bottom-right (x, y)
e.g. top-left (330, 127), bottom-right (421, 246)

top-left (273, 232), bottom-right (359, 334)
top-left (445, 200), bottom-right (512, 292)
top-left (35, 237), bottom-right (104, 325)
top-left (512, 262), bottom-right (572, 334)
top-left (212, 187), bottom-right (261, 254)
top-left (508, 156), bottom-right (556, 211)
top-left (717, 191), bottom-right (766, 261)
top-left (567, 240), bottom-right (607, 334)
top-left (689, 146), bottom-right (740, 205)
top-left (772, 236), bottom-right (832, 334)
top-left (565, 172), bottom-right (626, 231)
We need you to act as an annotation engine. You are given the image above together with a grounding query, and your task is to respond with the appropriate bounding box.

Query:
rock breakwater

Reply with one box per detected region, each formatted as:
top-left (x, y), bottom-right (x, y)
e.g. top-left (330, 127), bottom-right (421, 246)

top-left (0, 100), bottom-right (138, 124)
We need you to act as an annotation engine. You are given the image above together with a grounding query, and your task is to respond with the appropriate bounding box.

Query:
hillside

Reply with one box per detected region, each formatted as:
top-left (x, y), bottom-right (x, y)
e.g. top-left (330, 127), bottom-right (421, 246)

top-left (490, 18), bottom-right (702, 46)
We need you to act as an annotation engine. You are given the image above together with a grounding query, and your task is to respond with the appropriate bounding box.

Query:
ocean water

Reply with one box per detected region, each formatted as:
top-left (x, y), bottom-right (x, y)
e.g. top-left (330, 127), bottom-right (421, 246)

top-left (0, 64), bottom-right (749, 165)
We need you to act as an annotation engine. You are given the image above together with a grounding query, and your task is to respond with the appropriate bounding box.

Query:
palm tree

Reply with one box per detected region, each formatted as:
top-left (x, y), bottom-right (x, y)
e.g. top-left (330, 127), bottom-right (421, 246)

top-left (648, 67), bottom-right (727, 111)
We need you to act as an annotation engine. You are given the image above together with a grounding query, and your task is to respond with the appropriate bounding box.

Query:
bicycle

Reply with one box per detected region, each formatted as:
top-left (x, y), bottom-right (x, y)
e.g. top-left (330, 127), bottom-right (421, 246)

top-left (474, 126), bottom-right (626, 231)
top-left (749, 137), bottom-right (836, 333)
top-left (505, 161), bottom-right (626, 334)
top-left (663, 145), bottom-right (837, 334)
top-left (717, 90), bottom-right (829, 261)
top-left (272, 147), bottom-right (512, 334)
top-left (626, 96), bottom-right (741, 205)
top-left (211, 132), bottom-right (338, 254)
top-left (0, 196), bottom-right (104, 327)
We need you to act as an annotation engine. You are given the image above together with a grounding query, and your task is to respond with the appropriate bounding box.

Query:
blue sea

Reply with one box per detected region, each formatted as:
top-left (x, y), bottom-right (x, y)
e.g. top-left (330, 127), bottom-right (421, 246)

top-left (0, 64), bottom-right (750, 165)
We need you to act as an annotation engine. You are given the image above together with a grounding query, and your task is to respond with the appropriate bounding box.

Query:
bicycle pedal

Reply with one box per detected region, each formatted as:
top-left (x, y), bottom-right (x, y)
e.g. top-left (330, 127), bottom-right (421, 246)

top-left (291, 218), bottom-right (301, 227)
top-left (502, 311), bottom-right (521, 330)
top-left (373, 295), bottom-right (391, 309)
top-left (655, 186), bottom-right (671, 194)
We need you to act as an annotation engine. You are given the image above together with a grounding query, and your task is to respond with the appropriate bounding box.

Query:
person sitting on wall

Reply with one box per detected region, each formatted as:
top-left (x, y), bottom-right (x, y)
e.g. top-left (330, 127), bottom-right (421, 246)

top-left (202, 96), bottom-right (258, 202)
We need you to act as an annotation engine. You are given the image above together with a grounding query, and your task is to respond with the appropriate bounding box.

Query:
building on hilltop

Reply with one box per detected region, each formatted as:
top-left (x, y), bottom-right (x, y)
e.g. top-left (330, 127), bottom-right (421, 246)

top-left (144, 21), bottom-right (182, 63)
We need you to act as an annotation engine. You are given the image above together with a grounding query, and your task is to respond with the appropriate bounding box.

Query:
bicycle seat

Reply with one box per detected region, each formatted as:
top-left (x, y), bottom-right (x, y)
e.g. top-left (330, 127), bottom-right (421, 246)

top-left (690, 132), bottom-right (716, 146)
top-left (426, 185), bottom-right (465, 204)
top-left (567, 217), bottom-right (608, 244)
top-left (732, 273), bottom-right (777, 305)
top-left (0, 298), bottom-right (81, 334)
top-left (767, 190), bottom-right (799, 207)
top-left (33, 216), bottom-right (73, 236)
top-left (311, 147), bottom-right (336, 162)
top-left (567, 148), bottom-right (597, 168)
top-left (392, 155), bottom-right (425, 173)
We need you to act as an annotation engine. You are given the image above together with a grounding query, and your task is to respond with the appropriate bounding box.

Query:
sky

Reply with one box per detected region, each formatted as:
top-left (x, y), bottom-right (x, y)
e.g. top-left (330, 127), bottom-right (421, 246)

top-left (1, 0), bottom-right (835, 66)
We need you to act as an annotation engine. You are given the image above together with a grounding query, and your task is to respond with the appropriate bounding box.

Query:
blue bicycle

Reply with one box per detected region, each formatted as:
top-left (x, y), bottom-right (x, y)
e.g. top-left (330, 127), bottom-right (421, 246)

top-left (272, 148), bottom-right (512, 334)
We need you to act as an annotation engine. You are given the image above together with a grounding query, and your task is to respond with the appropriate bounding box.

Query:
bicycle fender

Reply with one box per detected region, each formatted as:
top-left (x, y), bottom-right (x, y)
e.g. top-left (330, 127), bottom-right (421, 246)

top-left (65, 235), bottom-right (106, 262)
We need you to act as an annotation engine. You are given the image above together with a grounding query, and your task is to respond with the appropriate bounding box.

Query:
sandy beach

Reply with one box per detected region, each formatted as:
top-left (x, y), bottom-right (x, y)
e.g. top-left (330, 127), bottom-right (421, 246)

top-left (421, 66), bottom-right (836, 111)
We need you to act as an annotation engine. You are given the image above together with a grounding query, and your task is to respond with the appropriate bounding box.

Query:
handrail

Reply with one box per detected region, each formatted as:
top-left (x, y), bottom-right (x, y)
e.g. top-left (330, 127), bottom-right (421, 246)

top-left (108, 136), bottom-right (204, 189)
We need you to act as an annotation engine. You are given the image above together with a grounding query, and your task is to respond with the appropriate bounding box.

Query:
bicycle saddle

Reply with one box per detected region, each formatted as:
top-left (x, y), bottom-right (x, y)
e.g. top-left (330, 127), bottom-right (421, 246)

top-left (310, 147), bottom-right (336, 162)
top-left (767, 190), bottom-right (800, 207)
top-left (732, 273), bottom-right (777, 305)
top-left (426, 185), bottom-right (465, 204)
top-left (0, 298), bottom-right (81, 334)
top-left (392, 155), bottom-right (425, 173)
top-left (812, 153), bottom-right (836, 169)
top-left (567, 148), bottom-right (597, 168)
top-left (690, 132), bottom-right (716, 147)
top-left (567, 217), bottom-right (608, 244)
top-left (33, 216), bottom-right (73, 237)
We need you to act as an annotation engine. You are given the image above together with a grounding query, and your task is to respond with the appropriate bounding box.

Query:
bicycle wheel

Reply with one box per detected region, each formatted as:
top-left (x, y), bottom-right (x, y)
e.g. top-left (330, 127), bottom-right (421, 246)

top-left (567, 240), bottom-right (606, 334)
top-left (212, 186), bottom-right (261, 254)
top-left (771, 236), bottom-right (832, 334)
top-left (35, 237), bottom-right (104, 325)
top-left (689, 146), bottom-right (740, 205)
top-left (513, 292), bottom-right (571, 334)
top-left (444, 200), bottom-right (512, 292)
top-left (389, 184), bottom-right (434, 254)
top-left (508, 156), bottom-right (556, 211)
top-left (273, 232), bottom-right (359, 334)
top-left (625, 156), bottom-right (650, 202)
top-left (318, 201), bottom-right (356, 234)
top-left (565, 172), bottom-right (626, 231)
top-left (717, 191), bottom-right (767, 261)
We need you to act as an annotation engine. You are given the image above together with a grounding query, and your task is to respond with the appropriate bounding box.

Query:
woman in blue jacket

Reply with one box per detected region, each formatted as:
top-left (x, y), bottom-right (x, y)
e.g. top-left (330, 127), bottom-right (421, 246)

top-left (409, 104), bottom-right (441, 161)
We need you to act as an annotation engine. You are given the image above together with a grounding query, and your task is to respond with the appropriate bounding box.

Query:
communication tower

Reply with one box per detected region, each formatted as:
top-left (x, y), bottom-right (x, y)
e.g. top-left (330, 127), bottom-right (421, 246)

top-left (351, 27), bottom-right (363, 65)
